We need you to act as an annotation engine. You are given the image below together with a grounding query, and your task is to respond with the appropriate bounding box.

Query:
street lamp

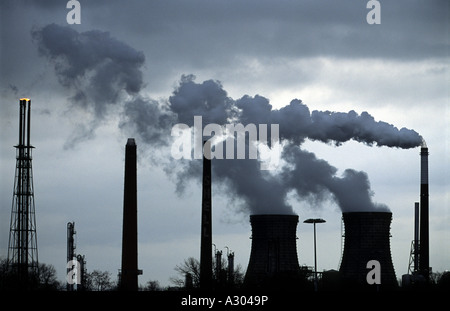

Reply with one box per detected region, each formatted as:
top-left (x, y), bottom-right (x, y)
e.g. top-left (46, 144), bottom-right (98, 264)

top-left (303, 218), bottom-right (326, 291)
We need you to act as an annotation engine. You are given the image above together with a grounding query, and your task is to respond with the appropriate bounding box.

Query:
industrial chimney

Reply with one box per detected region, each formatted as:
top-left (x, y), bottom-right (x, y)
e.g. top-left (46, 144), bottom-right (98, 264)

top-left (120, 138), bottom-right (141, 291)
top-left (200, 141), bottom-right (213, 290)
top-left (244, 214), bottom-right (302, 290)
top-left (339, 212), bottom-right (398, 289)
top-left (419, 146), bottom-right (429, 281)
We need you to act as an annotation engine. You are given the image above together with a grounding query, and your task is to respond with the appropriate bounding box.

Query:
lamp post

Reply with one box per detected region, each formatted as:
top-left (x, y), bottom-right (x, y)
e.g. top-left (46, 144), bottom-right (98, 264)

top-left (304, 218), bottom-right (326, 291)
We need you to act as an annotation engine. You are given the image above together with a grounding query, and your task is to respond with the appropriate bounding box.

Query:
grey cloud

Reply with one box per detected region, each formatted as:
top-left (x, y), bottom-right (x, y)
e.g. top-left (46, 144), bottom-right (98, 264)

top-left (91, 0), bottom-right (448, 62)
top-left (32, 22), bottom-right (424, 214)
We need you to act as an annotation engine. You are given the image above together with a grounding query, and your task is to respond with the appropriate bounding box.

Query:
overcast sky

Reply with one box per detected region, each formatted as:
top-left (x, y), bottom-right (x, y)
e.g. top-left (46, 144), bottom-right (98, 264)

top-left (1, 0), bottom-right (449, 287)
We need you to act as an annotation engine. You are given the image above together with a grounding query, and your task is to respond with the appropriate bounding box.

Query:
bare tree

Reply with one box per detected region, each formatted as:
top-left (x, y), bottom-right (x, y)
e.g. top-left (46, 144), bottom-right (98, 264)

top-left (170, 257), bottom-right (200, 288)
top-left (37, 263), bottom-right (62, 290)
top-left (86, 270), bottom-right (114, 291)
top-left (143, 280), bottom-right (163, 291)
top-left (0, 257), bottom-right (61, 290)
top-left (170, 256), bottom-right (245, 289)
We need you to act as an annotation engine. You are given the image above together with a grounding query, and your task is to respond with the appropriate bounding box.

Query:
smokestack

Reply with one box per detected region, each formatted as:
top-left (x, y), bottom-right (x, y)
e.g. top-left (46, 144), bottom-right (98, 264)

top-left (227, 251), bottom-right (234, 285)
top-left (244, 214), bottom-right (301, 290)
top-left (200, 140), bottom-right (213, 289)
top-left (120, 138), bottom-right (141, 291)
top-left (339, 212), bottom-right (397, 289)
top-left (414, 202), bottom-right (419, 272)
top-left (419, 146), bottom-right (429, 280)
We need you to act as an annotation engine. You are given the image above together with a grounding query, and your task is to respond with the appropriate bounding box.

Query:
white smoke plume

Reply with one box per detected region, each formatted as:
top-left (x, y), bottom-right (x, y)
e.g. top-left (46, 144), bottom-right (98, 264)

top-left (33, 24), bottom-right (423, 214)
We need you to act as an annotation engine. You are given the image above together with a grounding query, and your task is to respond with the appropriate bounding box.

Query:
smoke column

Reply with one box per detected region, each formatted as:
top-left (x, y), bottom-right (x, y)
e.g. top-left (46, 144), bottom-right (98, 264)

top-left (167, 76), bottom-right (421, 213)
top-left (32, 23), bottom-right (169, 149)
top-left (33, 24), bottom-right (423, 215)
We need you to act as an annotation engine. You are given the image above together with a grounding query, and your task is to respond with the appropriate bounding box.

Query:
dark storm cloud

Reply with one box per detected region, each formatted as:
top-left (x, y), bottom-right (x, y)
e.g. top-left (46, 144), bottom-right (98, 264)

top-left (89, 0), bottom-right (448, 62)
top-left (31, 18), bottom-right (425, 214)
top-left (1, 1), bottom-right (447, 105)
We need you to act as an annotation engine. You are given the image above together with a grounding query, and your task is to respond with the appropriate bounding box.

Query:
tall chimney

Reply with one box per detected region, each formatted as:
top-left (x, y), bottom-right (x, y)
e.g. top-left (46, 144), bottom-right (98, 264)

top-left (414, 202), bottom-right (419, 272)
top-left (120, 138), bottom-right (141, 290)
top-left (339, 212), bottom-right (397, 289)
top-left (244, 214), bottom-right (301, 290)
top-left (200, 140), bottom-right (213, 289)
top-left (419, 146), bottom-right (429, 280)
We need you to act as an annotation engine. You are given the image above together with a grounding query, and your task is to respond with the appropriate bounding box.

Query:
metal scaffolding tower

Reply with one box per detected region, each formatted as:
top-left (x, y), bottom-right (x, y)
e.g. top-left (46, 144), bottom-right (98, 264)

top-left (7, 98), bottom-right (39, 285)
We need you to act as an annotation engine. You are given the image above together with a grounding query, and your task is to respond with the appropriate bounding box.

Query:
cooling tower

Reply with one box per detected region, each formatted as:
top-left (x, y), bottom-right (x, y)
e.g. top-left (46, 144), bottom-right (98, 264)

top-left (244, 214), bottom-right (302, 290)
top-left (339, 212), bottom-right (398, 289)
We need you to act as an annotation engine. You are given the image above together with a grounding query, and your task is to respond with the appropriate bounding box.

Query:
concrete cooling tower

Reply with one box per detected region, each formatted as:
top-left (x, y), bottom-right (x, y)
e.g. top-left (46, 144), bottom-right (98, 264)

top-left (339, 212), bottom-right (398, 289)
top-left (244, 214), bottom-right (302, 290)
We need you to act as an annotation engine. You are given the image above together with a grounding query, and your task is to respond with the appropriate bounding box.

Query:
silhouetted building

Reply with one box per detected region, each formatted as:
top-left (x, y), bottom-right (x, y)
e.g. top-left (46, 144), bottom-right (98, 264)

top-left (339, 212), bottom-right (398, 289)
top-left (244, 214), bottom-right (302, 290)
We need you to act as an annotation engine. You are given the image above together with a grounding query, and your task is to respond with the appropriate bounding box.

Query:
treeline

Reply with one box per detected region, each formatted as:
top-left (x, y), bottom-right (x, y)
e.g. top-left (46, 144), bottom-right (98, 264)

top-left (0, 258), bottom-right (118, 291)
top-left (0, 255), bottom-right (245, 291)
top-left (1, 257), bottom-right (449, 291)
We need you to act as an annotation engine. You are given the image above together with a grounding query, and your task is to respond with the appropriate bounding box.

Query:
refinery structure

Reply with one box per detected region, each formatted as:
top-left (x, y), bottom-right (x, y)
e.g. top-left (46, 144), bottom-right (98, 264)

top-left (1, 98), bottom-right (447, 292)
top-left (6, 99), bottom-right (39, 289)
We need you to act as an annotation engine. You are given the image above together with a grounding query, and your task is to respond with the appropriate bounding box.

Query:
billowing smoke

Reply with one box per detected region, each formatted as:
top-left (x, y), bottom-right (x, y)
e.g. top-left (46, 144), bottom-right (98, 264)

top-left (167, 78), bottom-right (421, 214)
top-left (32, 23), bottom-right (145, 110)
top-left (281, 145), bottom-right (389, 213)
top-left (32, 23), bottom-right (167, 148)
top-left (33, 24), bottom-right (423, 214)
